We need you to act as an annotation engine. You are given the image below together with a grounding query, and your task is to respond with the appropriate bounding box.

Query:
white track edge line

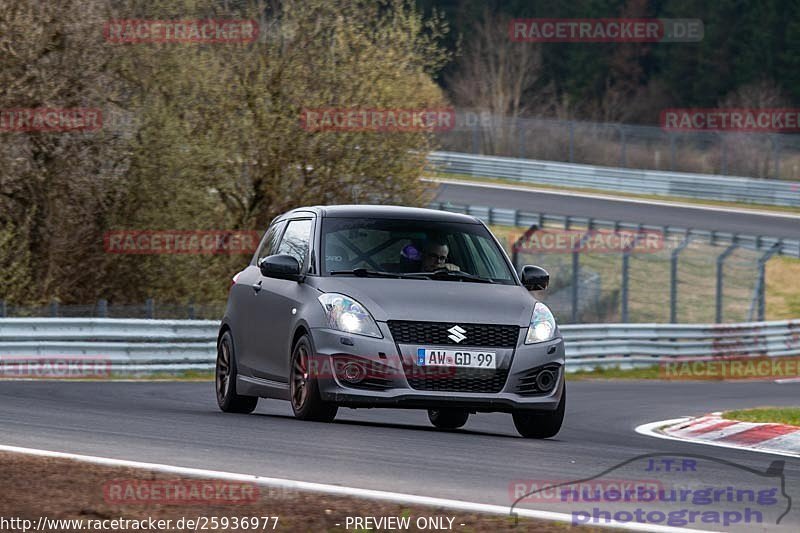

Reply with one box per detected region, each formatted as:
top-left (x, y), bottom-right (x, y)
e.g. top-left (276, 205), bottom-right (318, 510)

top-left (0, 443), bottom-right (706, 533)
top-left (635, 418), bottom-right (800, 459)
top-left (424, 178), bottom-right (800, 220)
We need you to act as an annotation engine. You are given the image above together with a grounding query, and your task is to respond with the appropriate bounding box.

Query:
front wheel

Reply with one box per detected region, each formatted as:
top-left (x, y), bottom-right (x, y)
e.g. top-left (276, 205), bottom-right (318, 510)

top-left (216, 330), bottom-right (258, 414)
top-left (512, 386), bottom-right (565, 438)
top-left (428, 408), bottom-right (470, 430)
top-left (289, 335), bottom-right (338, 422)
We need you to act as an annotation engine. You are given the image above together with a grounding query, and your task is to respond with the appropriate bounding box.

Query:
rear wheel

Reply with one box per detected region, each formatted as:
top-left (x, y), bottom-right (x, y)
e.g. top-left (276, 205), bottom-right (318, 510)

top-left (216, 330), bottom-right (258, 414)
top-left (290, 335), bottom-right (338, 422)
top-left (428, 408), bottom-right (470, 430)
top-left (512, 386), bottom-right (565, 438)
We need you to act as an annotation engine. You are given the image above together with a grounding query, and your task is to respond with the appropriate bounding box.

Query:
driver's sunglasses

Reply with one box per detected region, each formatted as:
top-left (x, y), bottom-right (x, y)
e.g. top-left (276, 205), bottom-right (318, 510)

top-left (426, 252), bottom-right (447, 262)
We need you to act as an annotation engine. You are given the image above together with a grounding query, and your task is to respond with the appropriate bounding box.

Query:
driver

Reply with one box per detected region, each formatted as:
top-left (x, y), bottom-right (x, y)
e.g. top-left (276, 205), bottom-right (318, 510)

top-left (421, 240), bottom-right (460, 272)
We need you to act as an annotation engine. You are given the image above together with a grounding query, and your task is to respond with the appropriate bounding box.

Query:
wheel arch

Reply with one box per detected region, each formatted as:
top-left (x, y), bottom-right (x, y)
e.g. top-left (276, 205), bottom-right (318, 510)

top-left (217, 322), bottom-right (232, 346)
top-left (291, 322), bottom-right (311, 351)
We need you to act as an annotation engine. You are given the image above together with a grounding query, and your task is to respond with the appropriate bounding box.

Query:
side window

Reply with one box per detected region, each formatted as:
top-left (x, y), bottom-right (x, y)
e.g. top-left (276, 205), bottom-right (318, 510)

top-left (276, 219), bottom-right (313, 270)
top-left (256, 221), bottom-right (286, 264)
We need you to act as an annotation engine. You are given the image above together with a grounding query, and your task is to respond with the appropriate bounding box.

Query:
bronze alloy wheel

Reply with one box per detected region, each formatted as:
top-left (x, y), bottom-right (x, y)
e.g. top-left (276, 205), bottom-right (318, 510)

top-left (290, 341), bottom-right (310, 411)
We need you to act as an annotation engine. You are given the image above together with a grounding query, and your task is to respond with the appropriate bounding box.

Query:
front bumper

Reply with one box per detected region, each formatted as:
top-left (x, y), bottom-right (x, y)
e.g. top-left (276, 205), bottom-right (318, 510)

top-left (309, 323), bottom-right (565, 413)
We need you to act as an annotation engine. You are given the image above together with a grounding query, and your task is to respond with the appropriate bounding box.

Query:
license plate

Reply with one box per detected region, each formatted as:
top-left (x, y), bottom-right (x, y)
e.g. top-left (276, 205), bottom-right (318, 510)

top-left (417, 349), bottom-right (497, 369)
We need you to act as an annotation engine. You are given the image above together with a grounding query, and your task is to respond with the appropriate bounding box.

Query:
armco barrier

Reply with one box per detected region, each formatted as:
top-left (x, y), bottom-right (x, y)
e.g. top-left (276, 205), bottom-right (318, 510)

top-left (1, 318), bottom-right (799, 373)
top-left (0, 319), bottom-right (217, 372)
top-left (427, 151), bottom-right (800, 208)
top-left (429, 202), bottom-right (800, 257)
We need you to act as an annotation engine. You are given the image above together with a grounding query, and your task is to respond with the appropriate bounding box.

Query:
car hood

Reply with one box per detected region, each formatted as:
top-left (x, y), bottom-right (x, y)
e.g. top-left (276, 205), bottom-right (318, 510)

top-left (309, 277), bottom-right (536, 326)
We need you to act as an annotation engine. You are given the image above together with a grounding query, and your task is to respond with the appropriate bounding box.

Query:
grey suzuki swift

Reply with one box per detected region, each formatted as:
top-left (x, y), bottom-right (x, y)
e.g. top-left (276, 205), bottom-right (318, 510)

top-left (216, 205), bottom-right (565, 438)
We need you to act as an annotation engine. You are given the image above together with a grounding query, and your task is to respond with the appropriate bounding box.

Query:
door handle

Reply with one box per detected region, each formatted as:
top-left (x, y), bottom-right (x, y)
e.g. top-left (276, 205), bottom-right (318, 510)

top-left (252, 281), bottom-right (262, 293)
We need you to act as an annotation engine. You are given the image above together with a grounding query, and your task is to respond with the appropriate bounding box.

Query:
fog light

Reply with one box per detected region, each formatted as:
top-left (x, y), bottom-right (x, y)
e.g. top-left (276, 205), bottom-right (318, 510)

top-left (535, 369), bottom-right (557, 392)
top-left (341, 362), bottom-right (366, 384)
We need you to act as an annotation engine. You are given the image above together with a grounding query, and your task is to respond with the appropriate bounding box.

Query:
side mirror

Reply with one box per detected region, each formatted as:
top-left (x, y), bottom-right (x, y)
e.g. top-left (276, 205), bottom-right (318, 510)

top-left (520, 265), bottom-right (549, 291)
top-left (259, 254), bottom-right (302, 282)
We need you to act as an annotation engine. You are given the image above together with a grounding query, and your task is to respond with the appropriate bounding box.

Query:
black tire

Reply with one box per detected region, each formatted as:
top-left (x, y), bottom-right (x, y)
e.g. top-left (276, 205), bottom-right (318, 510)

top-left (428, 408), bottom-right (470, 430)
top-left (512, 386), bottom-right (566, 438)
top-left (289, 335), bottom-right (338, 422)
top-left (216, 330), bottom-right (258, 414)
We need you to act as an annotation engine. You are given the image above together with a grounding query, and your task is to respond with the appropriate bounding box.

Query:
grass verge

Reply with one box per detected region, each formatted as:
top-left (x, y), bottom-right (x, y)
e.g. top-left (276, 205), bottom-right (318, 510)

top-left (0, 451), bottom-right (616, 532)
top-left (112, 370), bottom-right (214, 381)
top-left (566, 366), bottom-right (662, 380)
top-left (722, 407), bottom-right (800, 426)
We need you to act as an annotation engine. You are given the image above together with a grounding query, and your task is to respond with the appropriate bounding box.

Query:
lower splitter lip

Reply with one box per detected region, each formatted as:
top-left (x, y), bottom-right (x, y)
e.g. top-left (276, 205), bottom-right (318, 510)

top-left (320, 381), bottom-right (564, 413)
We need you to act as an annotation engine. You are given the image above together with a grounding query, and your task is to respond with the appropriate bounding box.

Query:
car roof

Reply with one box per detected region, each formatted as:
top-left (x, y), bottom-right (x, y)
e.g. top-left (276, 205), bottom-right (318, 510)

top-left (283, 204), bottom-right (481, 224)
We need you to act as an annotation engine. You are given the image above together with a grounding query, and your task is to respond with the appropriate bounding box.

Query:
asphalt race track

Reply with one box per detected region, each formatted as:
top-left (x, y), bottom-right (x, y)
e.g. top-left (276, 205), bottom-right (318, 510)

top-left (1, 380), bottom-right (799, 531)
top-left (433, 181), bottom-right (800, 239)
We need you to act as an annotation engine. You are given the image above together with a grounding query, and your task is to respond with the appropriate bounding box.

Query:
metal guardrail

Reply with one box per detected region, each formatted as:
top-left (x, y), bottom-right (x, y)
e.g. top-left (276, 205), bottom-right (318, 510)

top-left (0, 319), bottom-right (217, 371)
top-left (1, 318), bottom-right (798, 373)
top-left (427, 151), bottom-right (800, 208)
top-left (561, 320), bottom-right (800, 368)
top-left (429, 202), bottom-right (800, 257)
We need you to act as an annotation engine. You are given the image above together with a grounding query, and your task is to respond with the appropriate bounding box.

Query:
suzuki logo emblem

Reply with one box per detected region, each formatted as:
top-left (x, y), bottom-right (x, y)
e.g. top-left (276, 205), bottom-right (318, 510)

top-left (447, 325), bottom-right (467, 343)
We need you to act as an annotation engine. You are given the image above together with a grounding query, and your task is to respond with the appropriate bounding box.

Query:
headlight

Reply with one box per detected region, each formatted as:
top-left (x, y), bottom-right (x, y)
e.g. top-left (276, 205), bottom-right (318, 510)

top-left (318, 293), bottom-right (382, 338)
top-left (525, 302), bottom-right (557, 344)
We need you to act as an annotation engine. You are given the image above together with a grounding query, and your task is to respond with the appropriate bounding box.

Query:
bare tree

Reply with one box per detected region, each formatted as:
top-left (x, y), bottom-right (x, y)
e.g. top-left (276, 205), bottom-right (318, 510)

top-left (718, 80), bottom-right (790, 178)
top-left (446, 10), bottom-right (545, 155)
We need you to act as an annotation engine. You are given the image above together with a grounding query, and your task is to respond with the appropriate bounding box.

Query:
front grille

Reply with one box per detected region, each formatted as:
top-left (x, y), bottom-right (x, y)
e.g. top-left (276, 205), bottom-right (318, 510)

top-left (388, 321), bottom-right (519, 348)
top-left (407, 367), bottom-right (509, 393)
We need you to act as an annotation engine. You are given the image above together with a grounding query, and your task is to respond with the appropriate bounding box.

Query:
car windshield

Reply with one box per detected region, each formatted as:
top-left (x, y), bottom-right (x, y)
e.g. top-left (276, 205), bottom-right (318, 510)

top-left (321, 217), bottom-right (516, 285)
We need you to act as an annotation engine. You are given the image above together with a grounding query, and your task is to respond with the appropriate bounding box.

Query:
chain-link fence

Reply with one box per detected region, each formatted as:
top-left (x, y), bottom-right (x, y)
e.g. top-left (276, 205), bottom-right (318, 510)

top-left (492, 225), bottom-right (767, 325)
top-left (436, 112), bottom-right (800, 180)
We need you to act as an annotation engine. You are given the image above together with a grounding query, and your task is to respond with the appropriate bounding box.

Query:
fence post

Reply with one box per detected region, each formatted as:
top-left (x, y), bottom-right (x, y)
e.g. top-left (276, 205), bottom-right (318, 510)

top-left (721, 134), bottom-right (728, 175)
top-left (97, 299), bottom-right (108, 318)
top-left (756, 243), bottom-right (781, 321)
top-left (568, 121), bottom-right (575, 163)
top-left (571, 250), bottom-right (580, 323)
top-left (715, 244), bottom-right (738, 323)
top-left (621, 251), bottom-right (630, 322)
top-left (471, 121), bottom-right (480, 154)
top-left (619, 126), bottom-right (627, 167)
top-left (670, 233), bottom-right (692, 323)
top-left (772, 135), bottom-right (781, 178)
top-left (145, 298), bottom-right (154, 319)
top-left (49, 300), bottom-right (59, 318)
top-left (570, 230), bottom-right (594, 323)
top-left (188, 301), bottom-right (196, 320)
top-left (669, 134), bottom-right (676, 170)
top-left (0, 300), bottom-right (5, 318)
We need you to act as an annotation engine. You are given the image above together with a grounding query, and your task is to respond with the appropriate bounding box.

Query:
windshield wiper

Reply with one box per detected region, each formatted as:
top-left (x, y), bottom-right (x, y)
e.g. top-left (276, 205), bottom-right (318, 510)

top-left (329, 268), bottom-right (428, 280)
top-left (404, 270), bottom-right (495, 283)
